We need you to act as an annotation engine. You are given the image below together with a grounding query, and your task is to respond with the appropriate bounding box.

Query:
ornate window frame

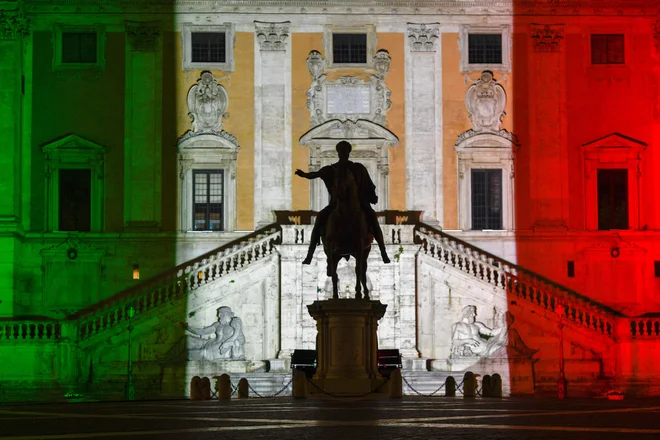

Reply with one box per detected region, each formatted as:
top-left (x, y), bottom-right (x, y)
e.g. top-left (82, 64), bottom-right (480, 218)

top-left (459, 24), bottom-right (511, 73)
top-left (52, 23), bottom-right (106, 71)
top-left (581, 133), bottom-right (646, 231)
top-left (323, 24), bottom-right (377, 69)
top-left (177, 133), bottom-right (239, 232)
top-left (181, 22), bottom-right (235, 72)
top-left (456, 133), bottom-right (517, 231)
top-left (42, 134), bottom-right (106, 232)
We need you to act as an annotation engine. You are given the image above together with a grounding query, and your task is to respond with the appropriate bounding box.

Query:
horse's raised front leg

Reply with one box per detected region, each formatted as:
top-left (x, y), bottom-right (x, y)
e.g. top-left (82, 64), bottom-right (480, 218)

top-left (362, 246), bottom-right (370, 300)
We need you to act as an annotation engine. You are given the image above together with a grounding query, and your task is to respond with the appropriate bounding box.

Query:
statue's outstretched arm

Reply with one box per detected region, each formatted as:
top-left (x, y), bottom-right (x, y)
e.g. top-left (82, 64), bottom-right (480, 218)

top-left (185, 322), bottom-right (217, 336)
top-left (295, 169), bottom-right (321, 180)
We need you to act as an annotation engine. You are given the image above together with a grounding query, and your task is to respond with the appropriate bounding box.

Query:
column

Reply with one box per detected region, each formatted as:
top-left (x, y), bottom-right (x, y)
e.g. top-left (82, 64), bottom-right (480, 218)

top-left (405, 23), bottom-right (443, 225)
top-left (0, 5), bottom-right (28, 316)
top-left (254, 21), bottom-right (291, 228)
top-left (123, 22), bottom-right (162, 231)
top-left (529, 24), bottom-right (568, 230)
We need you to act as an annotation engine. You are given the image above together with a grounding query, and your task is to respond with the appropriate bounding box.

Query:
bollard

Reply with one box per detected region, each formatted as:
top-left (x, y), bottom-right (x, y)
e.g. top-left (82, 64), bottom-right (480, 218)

top-left (200, 377), bottom-right (211, 400)
top-left (445, 376), bottom-right (456, 397)
top-left (463, 372), bottom-right (476, 398)
top-left (482, 375), bottom-right (492, 397)
top-left (190, 376), bottom-right (202, 400)
top-left (238, 378), bottom-right (249, 399)
top-left (216, 374), bottom-right (232, 401)
top-left (292, 369), bottom-right (308, 399)
top-left (389, 369), bottom-right (403, 398)
top-left (492, 373), bottom-right (503, 397)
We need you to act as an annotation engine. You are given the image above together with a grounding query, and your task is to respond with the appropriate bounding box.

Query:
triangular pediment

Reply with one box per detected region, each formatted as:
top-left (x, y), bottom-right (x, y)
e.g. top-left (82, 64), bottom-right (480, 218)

top-left (582, 132), bottom-right (647, 151)
top-left (41, 134), bottom-right (106, 154)
top-left (299, 119), bottom-right (398, 147)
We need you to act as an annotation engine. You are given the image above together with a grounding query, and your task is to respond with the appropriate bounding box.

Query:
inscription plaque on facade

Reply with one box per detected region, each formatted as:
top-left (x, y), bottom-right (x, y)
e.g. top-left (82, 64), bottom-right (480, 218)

top-left (326, 85), bottom-right (371, 115)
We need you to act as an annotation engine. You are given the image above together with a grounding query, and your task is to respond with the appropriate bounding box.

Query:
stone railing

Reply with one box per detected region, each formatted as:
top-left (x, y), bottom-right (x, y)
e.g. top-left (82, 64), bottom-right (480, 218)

top-left (275, 210), bottom-right (421, 246)
top-left (72, 224), bottom-right (282, 341)
top-left (628, 316), bottom-right (660, 339)
top-left (414, 225), bottom-right (623, 339)
top-left (0, 319), bottom-right (63, 341)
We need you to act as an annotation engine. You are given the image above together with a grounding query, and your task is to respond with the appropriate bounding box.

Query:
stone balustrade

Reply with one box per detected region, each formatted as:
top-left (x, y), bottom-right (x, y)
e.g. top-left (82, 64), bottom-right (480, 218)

top-left (414, 225), bottom-right (622, 339)
top-left (74, 224), bottom-right (282, 341)
top-left (0, 320), bottom-right (63, 341)
top-left (629, 317), bottom-right (660, 338)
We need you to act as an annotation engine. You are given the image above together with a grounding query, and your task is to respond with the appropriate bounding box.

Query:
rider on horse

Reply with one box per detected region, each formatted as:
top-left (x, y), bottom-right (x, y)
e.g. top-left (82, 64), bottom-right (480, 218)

top-left (295, 140), bottom-right (391, 265)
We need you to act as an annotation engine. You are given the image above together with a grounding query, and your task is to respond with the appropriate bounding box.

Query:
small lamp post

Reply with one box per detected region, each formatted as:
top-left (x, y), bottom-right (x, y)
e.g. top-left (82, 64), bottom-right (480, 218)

top-left (126, 305), bottom-right (136, 401)
top-left (556, 302), bottom-right (567, 400)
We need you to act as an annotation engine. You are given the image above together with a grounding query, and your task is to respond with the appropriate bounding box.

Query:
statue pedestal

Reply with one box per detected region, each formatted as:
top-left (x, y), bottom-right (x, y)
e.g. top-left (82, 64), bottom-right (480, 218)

top-left (307, 299), bottom-right (389, 397)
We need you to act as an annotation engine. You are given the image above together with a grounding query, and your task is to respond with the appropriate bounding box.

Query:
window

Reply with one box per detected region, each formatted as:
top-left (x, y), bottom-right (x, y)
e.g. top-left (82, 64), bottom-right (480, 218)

top-left (193, 171), bottom-right (224, 231)
top-left (468, 34), bottom-right (502, 65)
top-left (655, 261), bottom-right (660, 278)
top-left (591, 34), bottom-right (624, 64)
top-left (597, 169), bottom-right (628, 230)
top-left (460, 25), bottom-right (511, 72)
top-left (323, 25), bottom-right (376, 68)
top-left (471, 169), bottom-right (503, 230)
top-left (191, 32), bottom-right (226, 63)
top-left (42, 134), bottom-right (106, 232)
top-left (53, 24), bottom-right (105, 71)
top-left (332, 33), bottom-right (367, 64)
top-left (567, 261), bottom-right (575, 278)
top-left (59, 169), bottom-right (91, 232)
top-left (182, 23), bottom-right (234, 71)
top-left (62, 32), bottom-right (97, 63)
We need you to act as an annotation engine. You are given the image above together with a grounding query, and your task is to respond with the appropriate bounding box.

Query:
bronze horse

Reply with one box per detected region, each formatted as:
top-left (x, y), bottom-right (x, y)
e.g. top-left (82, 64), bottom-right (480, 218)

top-left (322, 163), bottom-right (373, 299)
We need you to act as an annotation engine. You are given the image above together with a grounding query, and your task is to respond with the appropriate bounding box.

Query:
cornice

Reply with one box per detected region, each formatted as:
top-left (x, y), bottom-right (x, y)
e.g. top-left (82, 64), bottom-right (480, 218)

top-left (22, 1), bottom-right (660, 16)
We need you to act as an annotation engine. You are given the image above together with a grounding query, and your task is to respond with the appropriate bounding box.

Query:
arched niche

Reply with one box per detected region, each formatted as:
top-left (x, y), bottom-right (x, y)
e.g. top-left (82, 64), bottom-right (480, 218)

top-left (177, 132), bottom-right (239, 232)
top-left (299, 119), bottom-right (398, 212)
top-left (455, 131), bottom-right (519, 231)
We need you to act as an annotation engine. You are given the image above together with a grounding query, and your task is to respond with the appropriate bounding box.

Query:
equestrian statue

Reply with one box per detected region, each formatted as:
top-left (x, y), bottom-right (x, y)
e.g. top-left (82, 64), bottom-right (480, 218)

top-left (295, 141), bottom-right (390, 299)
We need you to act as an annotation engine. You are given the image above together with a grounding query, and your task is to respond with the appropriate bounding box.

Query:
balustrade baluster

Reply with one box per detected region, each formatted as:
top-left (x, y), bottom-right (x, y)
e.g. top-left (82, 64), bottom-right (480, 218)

top-left (646, 321), bottom-right (653, 337)
top-left (28, 324), bottom-right (35, 339)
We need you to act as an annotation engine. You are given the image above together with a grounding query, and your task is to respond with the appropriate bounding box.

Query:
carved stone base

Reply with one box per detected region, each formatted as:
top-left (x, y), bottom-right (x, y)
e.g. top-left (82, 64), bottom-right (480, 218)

top-left (307, 299), bottom-right (393, 397)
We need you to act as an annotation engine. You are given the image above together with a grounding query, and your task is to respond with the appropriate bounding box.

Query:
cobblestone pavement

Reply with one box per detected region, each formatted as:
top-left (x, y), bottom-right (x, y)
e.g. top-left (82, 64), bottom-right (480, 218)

top-left (2, 397), bottom-right (660, 440)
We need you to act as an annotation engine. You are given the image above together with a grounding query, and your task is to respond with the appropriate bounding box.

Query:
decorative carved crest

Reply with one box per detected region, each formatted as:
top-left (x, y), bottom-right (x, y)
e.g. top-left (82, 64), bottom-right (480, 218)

top-left (465, 71), bottom-right (507, 133)
top-left (306, 50), bottom-right (325, 80)
top-left (255, 21), bottom-right (290, 51)
top-left (0, 9), bottom-right (30, 40)
top-left (186, 71), bottom-right (229, 134)
top-left (373, 49), bottom-right (391, 78)
top-left (407, 23), bottom-right (440, 52)
top-left (530, 24), bottom-right (564, 52)
top-left (125, 22), bottom-right (161, 51)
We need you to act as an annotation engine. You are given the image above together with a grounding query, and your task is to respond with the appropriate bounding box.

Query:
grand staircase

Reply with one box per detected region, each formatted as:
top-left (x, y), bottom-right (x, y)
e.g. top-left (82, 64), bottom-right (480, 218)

top-left (2, 212), bottom-right (659, 402)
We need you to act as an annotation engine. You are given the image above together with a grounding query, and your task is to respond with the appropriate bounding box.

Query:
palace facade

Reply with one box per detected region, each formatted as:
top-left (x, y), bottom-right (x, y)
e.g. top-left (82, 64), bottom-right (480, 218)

top-left (1, 0), bottom-right (659, 401)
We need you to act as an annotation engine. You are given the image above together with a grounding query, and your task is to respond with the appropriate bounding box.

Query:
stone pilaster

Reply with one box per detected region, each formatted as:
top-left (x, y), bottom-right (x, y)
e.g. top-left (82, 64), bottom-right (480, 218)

top-left (254, 21), bottom-right (291, 227)
top-left (529, 24), bottom-right (568, 230)
top-left (0, 5), bottom-right (29, 317)
top-left (405, 23), bottom-right (442, 225)
top-left (123, 21), bottom-right (163, 231)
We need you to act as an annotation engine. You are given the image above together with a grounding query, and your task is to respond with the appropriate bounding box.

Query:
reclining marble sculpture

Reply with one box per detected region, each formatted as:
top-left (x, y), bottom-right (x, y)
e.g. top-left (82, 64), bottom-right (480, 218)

top-left (165, 306), bottom-right (246, 361)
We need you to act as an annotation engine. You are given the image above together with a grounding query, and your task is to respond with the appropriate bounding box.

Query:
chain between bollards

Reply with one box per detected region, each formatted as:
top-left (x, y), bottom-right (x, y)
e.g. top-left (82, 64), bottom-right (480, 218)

top-left (402, 376), bottom-right (447, 397)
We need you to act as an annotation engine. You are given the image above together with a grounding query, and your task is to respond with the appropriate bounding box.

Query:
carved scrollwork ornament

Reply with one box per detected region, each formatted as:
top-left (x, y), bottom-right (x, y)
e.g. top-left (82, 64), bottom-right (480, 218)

top-left (125, 21), bottom-right (161, 52)
top-left (306, 50), bottom-right (325, 80)
top-left (465, 71), bottom-right (507, 133)
top-left (373, 49), bottom-right (391, 78)
top-left (187, 71), bottom-right (229, 134)
top-left (0, 9), bottom-right (30, 40)
top-left (530, 24), bottom-right (564, 52)
top-left (255, 21), bottom-right (290, 51)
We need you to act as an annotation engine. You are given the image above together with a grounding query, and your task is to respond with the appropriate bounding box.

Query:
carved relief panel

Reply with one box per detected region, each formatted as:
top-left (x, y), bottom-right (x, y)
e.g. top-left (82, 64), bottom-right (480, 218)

top-left (305, 50), bottom-right (392, 127)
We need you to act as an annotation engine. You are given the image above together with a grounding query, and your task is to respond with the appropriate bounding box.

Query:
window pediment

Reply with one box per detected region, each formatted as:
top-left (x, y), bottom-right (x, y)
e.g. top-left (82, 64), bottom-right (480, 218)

top-left (299, 119), bottom-right (398, 147)
top-left (582, 132), bottom-right (646, 161)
